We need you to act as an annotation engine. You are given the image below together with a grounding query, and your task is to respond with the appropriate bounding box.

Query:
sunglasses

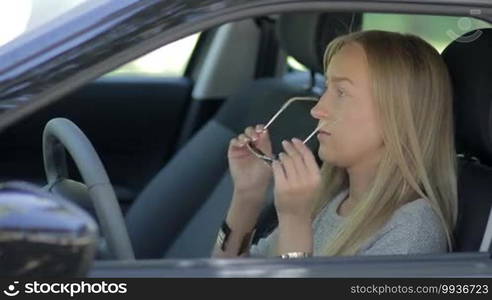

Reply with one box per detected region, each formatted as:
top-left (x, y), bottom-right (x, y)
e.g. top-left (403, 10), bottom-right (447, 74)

top-left (246, 96), bottom-right (324, 165)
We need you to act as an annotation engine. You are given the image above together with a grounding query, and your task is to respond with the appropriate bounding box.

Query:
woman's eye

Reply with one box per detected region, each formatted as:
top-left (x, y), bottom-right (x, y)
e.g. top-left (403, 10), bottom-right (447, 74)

top-left (337, 88), bottom-right (346, 97)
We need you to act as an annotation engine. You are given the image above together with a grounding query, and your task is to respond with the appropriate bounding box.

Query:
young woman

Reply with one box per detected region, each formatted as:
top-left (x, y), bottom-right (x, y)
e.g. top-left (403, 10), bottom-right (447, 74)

top-left (213, 30), bottom-right (457, 258)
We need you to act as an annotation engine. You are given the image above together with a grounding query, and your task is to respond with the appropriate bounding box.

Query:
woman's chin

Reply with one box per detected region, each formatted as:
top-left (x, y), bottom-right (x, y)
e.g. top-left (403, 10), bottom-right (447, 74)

top-left (319, 148), bottom-right (344, 167)
top-left (318, 148), bottom-right (333, 164)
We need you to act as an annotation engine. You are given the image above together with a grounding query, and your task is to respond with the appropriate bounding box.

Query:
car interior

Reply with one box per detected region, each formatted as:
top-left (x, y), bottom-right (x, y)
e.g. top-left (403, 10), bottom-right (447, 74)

top-left (0, 10), bottom-right (491, 261)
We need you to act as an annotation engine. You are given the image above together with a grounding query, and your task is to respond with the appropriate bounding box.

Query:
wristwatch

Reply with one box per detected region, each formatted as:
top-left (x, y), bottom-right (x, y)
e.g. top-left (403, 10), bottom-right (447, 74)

top-left (216, 221), bottom-right (256, 255)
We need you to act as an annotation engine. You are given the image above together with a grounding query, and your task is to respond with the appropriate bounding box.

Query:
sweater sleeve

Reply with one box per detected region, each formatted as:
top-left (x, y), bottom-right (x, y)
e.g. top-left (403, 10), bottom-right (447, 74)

top-left (359, 199), bottom-right (448, 255)
top-left (249, 229), bottom-right (278, 257)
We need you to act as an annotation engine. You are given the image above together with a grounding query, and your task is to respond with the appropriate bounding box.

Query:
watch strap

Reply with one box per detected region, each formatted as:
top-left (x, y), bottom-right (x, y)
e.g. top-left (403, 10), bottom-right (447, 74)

top-left (217, 220), bottom-right (256, 255)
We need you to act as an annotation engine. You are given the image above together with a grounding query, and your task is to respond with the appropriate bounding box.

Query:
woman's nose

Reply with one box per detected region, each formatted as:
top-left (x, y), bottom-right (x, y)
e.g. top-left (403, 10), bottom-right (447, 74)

top-left (311, 101), bottom-right (329, 120)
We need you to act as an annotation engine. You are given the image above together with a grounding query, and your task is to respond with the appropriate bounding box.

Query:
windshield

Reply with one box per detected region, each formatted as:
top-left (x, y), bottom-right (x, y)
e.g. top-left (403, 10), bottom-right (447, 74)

top-left (0, 0), bottom-right (95, 48)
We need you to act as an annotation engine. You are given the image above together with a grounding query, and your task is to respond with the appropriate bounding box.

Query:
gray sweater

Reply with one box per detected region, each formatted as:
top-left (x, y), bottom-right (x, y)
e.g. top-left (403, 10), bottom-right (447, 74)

top-left (250, 189), bottom-right (448, 257)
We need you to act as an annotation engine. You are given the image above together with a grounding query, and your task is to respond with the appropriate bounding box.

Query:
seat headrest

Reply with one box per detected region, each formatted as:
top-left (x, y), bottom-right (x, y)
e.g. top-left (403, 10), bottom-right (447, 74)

top-left (277, 12), bottom-right (362, 74)
top-left (442, 28), bottom-right (492, 165)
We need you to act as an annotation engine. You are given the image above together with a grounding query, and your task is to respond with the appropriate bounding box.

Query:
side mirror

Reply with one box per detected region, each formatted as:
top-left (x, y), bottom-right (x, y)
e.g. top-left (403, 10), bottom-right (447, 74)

top-left (0, 182), bottom-right (99, 276)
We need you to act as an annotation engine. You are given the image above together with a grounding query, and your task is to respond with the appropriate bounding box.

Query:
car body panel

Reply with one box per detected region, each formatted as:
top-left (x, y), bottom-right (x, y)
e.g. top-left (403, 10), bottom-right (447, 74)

top-left (90, 252), bottom-right (492, 277)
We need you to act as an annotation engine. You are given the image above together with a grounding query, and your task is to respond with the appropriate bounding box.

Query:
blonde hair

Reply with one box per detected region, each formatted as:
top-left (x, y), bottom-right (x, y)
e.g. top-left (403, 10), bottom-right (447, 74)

top-left (314, 30), bottom-right (458, 256)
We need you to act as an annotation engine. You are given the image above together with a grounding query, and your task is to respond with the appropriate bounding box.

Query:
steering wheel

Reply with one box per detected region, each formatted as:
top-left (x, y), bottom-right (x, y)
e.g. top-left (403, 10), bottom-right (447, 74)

top-left (42, 118), bottom-right (135, 260)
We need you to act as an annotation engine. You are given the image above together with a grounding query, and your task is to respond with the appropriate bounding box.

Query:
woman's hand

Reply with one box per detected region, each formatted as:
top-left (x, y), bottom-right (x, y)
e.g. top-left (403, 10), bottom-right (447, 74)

top-left (228, 124), bottom-right (273, 196)
top-left (272, 138), bottom-right (322, 220)
top-left (224, 125), bottom-right (274, 245)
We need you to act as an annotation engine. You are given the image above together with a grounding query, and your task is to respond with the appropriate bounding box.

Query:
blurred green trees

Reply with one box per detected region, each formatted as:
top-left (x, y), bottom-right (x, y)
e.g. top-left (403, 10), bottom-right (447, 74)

top-left (363, 13), bottom-right (491, 52)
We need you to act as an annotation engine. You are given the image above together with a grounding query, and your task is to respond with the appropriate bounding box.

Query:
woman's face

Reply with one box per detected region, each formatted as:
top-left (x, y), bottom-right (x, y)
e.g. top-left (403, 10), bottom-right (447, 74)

top-left (311, 42), bottom-right (384, 168)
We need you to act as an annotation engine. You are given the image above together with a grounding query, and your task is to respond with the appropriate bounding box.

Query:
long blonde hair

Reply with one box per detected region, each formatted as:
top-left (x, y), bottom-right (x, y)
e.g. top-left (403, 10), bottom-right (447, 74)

top-left (314, 30), bottom-right (458, 256)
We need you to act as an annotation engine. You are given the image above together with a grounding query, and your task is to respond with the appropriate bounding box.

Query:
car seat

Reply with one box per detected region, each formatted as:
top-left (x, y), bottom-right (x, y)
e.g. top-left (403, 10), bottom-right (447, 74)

top-left (442, 28), bottom-right (492, 252)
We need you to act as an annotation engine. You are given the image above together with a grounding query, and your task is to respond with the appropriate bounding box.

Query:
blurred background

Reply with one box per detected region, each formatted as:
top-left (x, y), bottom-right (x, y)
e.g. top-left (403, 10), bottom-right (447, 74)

top-left (0, 0), bottom-right (490, 77)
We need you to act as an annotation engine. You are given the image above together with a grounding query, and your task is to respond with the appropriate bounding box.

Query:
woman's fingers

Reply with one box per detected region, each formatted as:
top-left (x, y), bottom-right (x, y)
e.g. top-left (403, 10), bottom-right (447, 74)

top-left (278, 152), bottom-right (298, 182)
top-left (230, 137), bottom-right (240, 147)
top-left (281, 140), bottom-right (306, 177)
top-left (233, 125), bottom-right (266, 147)
top-left (272, 160), bottom-right (286, 187)
top-left (245, 126), bottom-right (259, 142)
top-left (237, 133), bottom-right (251, 147)
top-left (230, 136), bottom-right (248, 149)
top-left (291, 138), bottom-right (320, 175)
top-left (255, 124), bottom-right (266, 133)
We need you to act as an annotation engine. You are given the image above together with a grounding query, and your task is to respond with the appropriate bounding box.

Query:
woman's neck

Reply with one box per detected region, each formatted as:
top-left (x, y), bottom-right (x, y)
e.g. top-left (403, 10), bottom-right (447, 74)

top-left (343, 154), bottom-right (381, 212)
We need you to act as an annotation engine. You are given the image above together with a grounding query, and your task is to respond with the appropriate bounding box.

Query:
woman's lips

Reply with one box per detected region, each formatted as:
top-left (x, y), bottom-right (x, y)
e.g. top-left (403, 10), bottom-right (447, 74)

top-left (317, 130), bottom-right (331, 140)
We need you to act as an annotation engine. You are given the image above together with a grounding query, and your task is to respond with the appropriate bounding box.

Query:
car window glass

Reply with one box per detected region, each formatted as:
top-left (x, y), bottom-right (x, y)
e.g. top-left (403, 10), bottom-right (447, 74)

top-left (287, 13), bottom-right (492, 71)
top-left (103, 33), bottom-right (201, 78)
top-left (0, 0), bottom-right (90, 47)
top-left (363, 12), bottom-right (492, 53)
